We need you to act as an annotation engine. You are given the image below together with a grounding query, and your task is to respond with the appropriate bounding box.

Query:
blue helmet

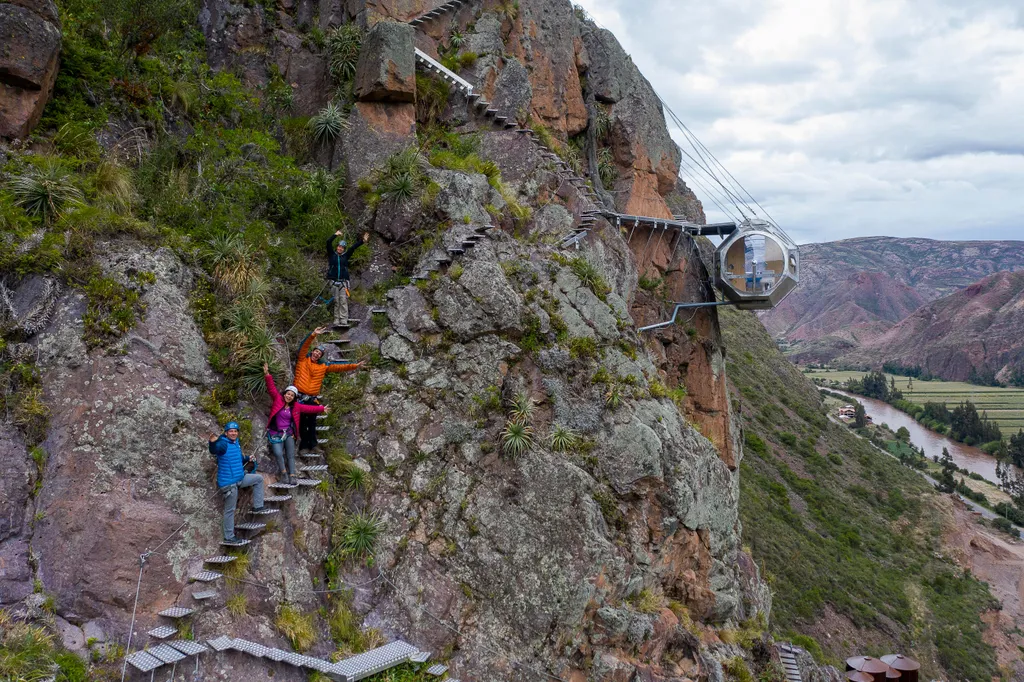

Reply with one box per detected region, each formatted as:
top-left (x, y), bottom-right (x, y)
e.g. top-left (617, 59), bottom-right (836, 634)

top-left (224, 421), bottom-right (240, 431)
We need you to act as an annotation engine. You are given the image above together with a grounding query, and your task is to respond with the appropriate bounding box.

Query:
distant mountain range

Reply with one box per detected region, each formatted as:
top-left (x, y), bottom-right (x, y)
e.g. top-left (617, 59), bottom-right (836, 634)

top-left (761, 237), bottom-right (1024, 374)
top-left (840, 270), bottom-right (1024, 382)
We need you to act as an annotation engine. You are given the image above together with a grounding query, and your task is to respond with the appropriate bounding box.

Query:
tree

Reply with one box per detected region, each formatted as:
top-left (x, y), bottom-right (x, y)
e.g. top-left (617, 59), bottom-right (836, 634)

top-left (896, 426), bottom-right (911, 442)
top-left (854, 402), bottom-right (867, 428)
top-left (1009, 429), bottom-right (1024, 469)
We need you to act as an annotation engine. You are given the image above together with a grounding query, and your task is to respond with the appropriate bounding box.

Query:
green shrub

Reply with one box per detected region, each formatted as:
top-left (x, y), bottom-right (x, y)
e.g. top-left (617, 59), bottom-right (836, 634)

top-left (568, 337), bottom-right (599, 360)
top-left (502, 420), bottom-right (533, 458)
top-left (326, 24), bottom-right (364, 82)
top-left (276, 605), bottom-right (316, 652)
top-left (9, 159), bottom-right (83, 221)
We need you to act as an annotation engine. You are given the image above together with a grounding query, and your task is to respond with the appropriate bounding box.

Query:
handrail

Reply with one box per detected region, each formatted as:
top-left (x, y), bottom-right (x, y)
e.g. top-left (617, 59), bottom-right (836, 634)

top-left (414, 48), bottom-right (475, 94)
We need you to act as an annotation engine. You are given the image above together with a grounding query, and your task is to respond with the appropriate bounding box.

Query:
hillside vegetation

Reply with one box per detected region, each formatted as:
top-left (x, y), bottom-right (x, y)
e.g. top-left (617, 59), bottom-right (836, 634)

top-left (722, 307), bottom-right (999, 680)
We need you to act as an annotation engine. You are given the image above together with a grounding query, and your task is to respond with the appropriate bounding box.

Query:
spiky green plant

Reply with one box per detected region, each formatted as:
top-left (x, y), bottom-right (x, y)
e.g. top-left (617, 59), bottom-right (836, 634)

top-left (598, 146), bottom-right (617, 188)
top-left (550, 425), bottom-right (579, 452)
top-left (568, 256), bottom-right (611, 299)
top-left (509, 392), bottom-right (534, 425)
top-left (168, 80), bottom-right (197, 114)
top-left (502, 420), bottom-right (533, 458)
top-left (326, 24), bottom-right (364, 82)
top-left (10, 160), bottom-right (83, 221)
top-left (204, 234), bottom-right (263, 294)
top-left (378, 172), bottom-right (416, 203)
top-left (497, 0), bottom-right (520, 21)
top-left (93, 160), bottom-right (138, 213)
top-left (309, 102), bottom-right (349, 145)
top-left (53, 122), bottom-right (100, 158)
top-left (337, 510), bottom-right (384, 560)
top-left (341, 464), bottom-right (369, 492)
top-left (605, 384), bottom-right (623, 409)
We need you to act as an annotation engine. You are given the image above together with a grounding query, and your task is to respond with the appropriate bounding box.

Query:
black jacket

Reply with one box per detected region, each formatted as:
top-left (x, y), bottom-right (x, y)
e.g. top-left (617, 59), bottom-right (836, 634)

top-left (326, 235), bottom-right (364, 281)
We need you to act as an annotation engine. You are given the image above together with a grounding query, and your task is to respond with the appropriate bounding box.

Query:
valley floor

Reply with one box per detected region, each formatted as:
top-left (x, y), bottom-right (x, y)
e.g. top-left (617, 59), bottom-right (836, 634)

top-left (805, 369), bottom-right (1024, 434)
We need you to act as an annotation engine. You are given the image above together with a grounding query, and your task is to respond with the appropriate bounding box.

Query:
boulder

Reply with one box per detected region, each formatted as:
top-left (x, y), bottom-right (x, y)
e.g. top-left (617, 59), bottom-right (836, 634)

top-left (353, 21), bottom-right (415, 103)
top-left (0, 0), bottom-right (61, 139)
top-left (336, 101), bottom-right (416, 201)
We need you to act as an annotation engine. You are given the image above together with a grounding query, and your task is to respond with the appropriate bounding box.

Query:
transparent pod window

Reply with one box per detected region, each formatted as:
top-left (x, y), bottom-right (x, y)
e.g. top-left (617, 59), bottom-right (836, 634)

top-left (722, 233), bottom-right (787, 295)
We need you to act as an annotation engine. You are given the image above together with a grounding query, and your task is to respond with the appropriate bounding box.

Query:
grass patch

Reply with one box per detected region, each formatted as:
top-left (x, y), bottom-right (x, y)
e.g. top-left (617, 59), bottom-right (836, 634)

top-left (276, 605), bottom-right (317, 652)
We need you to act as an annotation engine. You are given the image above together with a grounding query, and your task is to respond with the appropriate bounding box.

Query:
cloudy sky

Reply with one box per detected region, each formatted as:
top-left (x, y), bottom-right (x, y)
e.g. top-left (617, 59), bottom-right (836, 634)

top-left (573, 0), bottom-right (1024, 244)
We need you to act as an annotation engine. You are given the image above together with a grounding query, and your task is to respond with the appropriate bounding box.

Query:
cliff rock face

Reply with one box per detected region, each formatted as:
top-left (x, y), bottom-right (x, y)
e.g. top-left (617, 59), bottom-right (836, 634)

top-left (3, 0), bottom-right (766, 679)
top-left (0, 0), bottom-right (61, 139)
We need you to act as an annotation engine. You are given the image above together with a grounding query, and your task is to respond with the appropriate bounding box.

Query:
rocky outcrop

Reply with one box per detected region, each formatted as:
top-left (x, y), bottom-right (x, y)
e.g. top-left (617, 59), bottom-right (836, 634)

top-left (354, 21), bottom-right (416, 102)
top-left (580, 24), bottom-right (681, 219)
top-left (0, 0), bottom-right (61, 139)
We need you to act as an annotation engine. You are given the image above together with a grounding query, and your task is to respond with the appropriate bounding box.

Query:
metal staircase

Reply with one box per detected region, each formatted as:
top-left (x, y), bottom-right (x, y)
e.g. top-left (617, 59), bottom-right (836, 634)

top-left (412, 36), bottom-right (606, 246)
top-left (776, 642), bottom-right (804, 682)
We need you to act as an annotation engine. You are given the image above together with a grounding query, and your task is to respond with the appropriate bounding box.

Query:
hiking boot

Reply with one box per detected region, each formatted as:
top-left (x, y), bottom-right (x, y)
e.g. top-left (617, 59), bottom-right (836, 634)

top-left (250, 506), bottom-right (265, 514)
top-left (222, 537), bottom-right (246, 547)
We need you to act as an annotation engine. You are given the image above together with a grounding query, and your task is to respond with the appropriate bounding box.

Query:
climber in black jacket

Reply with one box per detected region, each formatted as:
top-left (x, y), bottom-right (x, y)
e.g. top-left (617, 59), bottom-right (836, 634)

top-left (326, 231), bottom-right (369, 327)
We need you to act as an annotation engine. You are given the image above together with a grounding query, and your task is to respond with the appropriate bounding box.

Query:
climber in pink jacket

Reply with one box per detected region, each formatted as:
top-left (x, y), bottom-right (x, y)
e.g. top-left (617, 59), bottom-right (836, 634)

top-left (263, 363), bottom-right (330, 483)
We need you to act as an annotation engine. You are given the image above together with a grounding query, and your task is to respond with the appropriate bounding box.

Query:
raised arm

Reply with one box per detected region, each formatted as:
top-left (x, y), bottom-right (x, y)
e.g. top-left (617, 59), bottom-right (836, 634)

top-left (325, 361), bottom-right (364, 374)
top-left (297, 331), bottom-right (317, 361)
top-left (326, 232), bottom-right (340, 256)
top-left (263, 364), bottom-right (282, 402)
top-left (208, 437), bottom-right (227, 456)
top-left (294, 402), bottom-right (326, 416)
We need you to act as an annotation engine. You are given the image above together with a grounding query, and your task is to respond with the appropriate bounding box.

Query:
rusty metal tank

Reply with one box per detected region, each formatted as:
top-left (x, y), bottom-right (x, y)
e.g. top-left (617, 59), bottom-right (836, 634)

top-left (846, 656), bottom-right (890, 682)
top-left (846, 672), bottom-right (875, 682)
top-left (885, 668), bottom-right (901, 680)
top-left (881, 655), bottom-right (920, 682)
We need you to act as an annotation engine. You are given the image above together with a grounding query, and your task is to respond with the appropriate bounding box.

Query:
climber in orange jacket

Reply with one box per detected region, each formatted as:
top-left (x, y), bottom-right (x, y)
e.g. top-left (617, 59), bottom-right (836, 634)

top-left (294, 326), bottom-right (365, 453)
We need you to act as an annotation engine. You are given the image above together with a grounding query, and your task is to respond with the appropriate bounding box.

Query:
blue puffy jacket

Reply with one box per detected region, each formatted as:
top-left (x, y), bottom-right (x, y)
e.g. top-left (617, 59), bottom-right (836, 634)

top-left (209, 434), bottom-right (246, 488)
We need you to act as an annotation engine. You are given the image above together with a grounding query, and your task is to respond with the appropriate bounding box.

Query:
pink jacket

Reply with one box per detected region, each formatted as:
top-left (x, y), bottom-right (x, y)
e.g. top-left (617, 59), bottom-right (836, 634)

top-left (265, 373), bottom-right (325, 434)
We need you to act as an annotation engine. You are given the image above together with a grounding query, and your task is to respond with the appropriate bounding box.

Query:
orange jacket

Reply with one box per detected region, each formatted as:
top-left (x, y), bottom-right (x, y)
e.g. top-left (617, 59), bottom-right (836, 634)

top-left (294, 332), bottom-right (359, 395)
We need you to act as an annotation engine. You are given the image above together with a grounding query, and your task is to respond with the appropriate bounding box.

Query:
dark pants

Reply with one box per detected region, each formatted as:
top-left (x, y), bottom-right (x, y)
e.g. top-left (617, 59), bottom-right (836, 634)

top-left (298, 395), bottom-right (320, 451)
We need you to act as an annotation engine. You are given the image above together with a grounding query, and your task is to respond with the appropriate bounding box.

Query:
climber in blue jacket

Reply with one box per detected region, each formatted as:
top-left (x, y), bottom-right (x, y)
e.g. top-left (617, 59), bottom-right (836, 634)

top-left (208, 421), bottom-right (265, 546)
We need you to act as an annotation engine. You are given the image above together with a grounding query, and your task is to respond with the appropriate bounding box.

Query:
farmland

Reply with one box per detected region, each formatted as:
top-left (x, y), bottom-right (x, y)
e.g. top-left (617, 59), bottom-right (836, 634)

top-left (805, 369), bottom-right (1024, 434)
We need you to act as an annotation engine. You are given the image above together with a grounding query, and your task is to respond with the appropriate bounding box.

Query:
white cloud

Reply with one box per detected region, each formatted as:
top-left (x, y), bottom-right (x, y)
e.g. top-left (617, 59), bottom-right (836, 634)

top-left (573, 0), bottom-right (1024, 243)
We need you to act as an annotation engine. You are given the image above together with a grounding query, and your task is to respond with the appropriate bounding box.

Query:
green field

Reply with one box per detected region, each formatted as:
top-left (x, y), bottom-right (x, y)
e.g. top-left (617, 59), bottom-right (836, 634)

top-left (805, 369), bottom-right (1024, 433)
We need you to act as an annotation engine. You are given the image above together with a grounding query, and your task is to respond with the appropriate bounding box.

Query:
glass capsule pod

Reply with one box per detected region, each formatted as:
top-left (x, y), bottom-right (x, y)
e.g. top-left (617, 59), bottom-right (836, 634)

top-left (714, 219), bottom-right (799, 310)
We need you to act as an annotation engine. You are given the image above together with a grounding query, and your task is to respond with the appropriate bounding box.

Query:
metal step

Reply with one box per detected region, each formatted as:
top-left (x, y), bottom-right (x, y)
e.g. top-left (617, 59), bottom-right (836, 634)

top-left (293, 478), bottom-right (320, 486)
top-left (426, 663), bottom-right (449, 676)
top-left (192, 590), bottom-right (218, 600)
top-left (220, 538), bottom-right (251, 547)
top-left (235, 522), bottom-right (267, 531)
top-left (190, 570), bottom-right (223, 582)
top-left (410, 651), bottom-right (431, 663)
top-left (316, 425), bottom-right (330, 431)
top-left (125, 650), bottom-right (164, 673)
top-left (167, 640), bottom-right (208, 656)
top-left (317, 438), bottom-right (329, 445)
top-left (207, 635), bottom-right (233, 652)
top-left (204, 555), bottom-right (237, 565)
top-left (148, 625), bottom-right (178, 639)
top-left (268, 482), bottom-right (298, 491)
top-left (249, 508), bottom-right (280, 516)
top-left (264, 495), bottom-right (293, 503)
top-left (371, 307), bottom-right (387, 314)
top-left (447, 247), bottom-right (465, 254)
top-left (148, 646), bottom-right (187, 665)
top-left (158, 607), bottom-right (194, 619)
top-left (302, 465), bottom-right (329, 473)
top-left (300, 452), bottom-right (323, 459)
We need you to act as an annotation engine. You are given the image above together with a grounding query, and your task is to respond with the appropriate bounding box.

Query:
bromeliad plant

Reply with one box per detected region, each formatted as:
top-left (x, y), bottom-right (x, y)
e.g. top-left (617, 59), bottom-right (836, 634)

top-left (501, 420), bottom-right (533, 458)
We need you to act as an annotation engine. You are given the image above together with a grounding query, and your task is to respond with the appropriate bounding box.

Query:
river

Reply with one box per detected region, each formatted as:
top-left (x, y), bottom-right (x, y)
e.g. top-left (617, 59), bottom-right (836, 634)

top-left (828, 389), bottom-right (1012, 483)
